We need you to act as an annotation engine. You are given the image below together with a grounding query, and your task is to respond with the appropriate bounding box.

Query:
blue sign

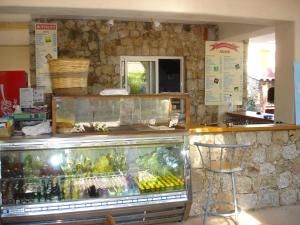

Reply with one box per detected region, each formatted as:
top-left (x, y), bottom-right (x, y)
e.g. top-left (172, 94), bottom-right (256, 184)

top-left (294, 61), bottom-right (300, 124)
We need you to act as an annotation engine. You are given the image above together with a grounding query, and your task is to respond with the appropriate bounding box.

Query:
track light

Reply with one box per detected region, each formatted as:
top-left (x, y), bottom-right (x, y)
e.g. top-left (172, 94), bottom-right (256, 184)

top-left (106, 19), bottom-right (114, 27)
top-left (152, 20), bottom-right (161, 30)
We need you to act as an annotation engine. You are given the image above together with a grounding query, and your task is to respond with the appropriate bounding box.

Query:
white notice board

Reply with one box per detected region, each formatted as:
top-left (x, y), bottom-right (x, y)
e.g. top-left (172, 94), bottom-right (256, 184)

top-left (205, 41), bottom-right (244, 105)
top-left (35, 23), bottom-right (58, 94)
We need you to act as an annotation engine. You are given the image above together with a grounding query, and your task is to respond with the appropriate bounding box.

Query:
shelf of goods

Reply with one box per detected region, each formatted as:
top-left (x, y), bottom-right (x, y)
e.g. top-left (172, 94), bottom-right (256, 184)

top-left (0, 133), bottom-right (191, 225)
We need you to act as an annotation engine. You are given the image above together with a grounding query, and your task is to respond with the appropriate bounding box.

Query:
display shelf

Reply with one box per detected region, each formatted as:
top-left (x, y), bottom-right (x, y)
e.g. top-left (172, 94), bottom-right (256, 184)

top-left (0, 133), bottom-right (191, 224)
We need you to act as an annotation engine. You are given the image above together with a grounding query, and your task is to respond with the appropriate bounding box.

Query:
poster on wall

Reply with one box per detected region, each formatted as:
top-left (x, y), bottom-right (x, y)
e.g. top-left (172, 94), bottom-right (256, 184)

top-left (35, 23), bottom-right (57, 93)
top-left (205, 41), bottom-right (244, 105)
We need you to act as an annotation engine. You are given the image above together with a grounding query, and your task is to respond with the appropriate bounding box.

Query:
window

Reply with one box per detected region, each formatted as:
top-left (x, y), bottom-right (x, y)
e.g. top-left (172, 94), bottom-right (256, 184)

top-left (120, 56), bottom-right (184, 94)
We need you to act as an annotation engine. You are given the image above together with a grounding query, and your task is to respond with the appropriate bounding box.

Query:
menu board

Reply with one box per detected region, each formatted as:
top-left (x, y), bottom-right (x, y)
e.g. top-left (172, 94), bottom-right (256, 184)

top-left (205, 41), bottom-right (244, 105)
top-left (35, 23), bottom-right (58, 93)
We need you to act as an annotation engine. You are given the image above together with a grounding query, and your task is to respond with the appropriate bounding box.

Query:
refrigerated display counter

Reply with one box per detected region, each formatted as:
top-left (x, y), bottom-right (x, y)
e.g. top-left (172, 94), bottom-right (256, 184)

top-left (0, 133), bottom-right (191, 225)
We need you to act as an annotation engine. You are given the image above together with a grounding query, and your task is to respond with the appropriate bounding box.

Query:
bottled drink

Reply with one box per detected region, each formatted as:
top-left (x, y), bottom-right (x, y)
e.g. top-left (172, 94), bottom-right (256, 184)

top-left (37, 185), bottom-right (42, 203)
top-left (51, 177), bottom-right (59, 201)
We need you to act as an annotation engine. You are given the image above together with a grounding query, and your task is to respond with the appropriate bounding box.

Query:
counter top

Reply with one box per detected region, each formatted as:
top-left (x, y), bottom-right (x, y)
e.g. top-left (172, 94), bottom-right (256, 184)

top-left (189, 124), bottom-right (300, 133)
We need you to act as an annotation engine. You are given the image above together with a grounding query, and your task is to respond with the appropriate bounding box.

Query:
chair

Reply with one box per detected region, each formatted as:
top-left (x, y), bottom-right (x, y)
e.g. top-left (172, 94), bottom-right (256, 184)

top-left (193, 142), bottom-right (251, 225)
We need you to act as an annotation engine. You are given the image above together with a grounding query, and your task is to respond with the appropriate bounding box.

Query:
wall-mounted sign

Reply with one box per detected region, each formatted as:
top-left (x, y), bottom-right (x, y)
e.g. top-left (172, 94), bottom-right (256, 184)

top-left (294, 61), bottom-right (300, 125)
top-left (35, 23), bottom-right (58, 93)
top-left (205, 41), bottom-right (244, 105)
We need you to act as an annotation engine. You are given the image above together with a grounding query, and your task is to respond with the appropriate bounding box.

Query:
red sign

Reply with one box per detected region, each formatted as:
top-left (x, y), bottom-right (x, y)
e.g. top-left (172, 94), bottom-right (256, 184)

top-left (0, 71), bottom-right (27, 116)
top-left (35, 23), bottom-right (57, 30)
top-left (210, 42), bottom-right (239, 52)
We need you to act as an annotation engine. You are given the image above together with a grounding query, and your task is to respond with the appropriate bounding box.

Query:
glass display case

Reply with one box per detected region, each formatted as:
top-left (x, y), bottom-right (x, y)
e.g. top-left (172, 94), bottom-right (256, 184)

top-left (0, 133), bottom-right (191, 225)
top-left (52, 94), bottom-right (190, 135)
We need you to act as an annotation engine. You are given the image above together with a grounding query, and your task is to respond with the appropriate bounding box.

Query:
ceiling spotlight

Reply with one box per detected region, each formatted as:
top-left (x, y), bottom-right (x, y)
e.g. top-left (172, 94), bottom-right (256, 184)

top-left (152, 20), bottom-right (161, 30)
top-left (106, 19), bottom-right (114, 27)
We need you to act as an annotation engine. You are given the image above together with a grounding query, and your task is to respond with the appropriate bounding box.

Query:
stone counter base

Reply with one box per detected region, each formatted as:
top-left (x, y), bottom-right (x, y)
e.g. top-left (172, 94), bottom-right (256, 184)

top-left (189, 130), bottom-right (300, 216)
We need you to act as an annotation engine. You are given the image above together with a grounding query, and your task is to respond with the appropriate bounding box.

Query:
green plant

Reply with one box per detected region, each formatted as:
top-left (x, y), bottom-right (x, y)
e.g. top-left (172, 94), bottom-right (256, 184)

top-left (128, 72), bottom-right (145, 94)
top-left (246, 97), bottom-right (257, 111)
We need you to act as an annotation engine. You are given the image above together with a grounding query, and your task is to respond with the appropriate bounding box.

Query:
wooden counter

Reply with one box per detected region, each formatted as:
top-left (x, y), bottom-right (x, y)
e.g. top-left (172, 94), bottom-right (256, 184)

top-left (189, 124), bottom-right (300, 133)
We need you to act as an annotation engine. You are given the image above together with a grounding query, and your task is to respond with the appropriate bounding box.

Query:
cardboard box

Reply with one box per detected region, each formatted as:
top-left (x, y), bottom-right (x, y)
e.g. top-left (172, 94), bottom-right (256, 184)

top-left (0, 126), bottom-right (12, 138)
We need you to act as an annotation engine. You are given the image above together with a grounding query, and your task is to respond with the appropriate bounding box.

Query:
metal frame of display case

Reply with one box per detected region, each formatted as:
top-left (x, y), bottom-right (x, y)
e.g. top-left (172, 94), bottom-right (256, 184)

top-left (51, 93), bottom-right (191, 135)
top-left (0, 133), bottom-right (192, 225)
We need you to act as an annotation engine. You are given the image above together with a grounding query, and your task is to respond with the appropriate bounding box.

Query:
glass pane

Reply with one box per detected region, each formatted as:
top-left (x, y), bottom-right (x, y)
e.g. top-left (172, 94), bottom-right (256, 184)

top-left (127, 61), bottom-right (156, 94)
top-left (159, 59), bottom-right (181, 93)
top-left (0, 142), bottom-right (185, 206)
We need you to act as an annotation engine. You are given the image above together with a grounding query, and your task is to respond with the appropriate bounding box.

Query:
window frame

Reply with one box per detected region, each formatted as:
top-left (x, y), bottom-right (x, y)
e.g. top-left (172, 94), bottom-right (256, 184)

top-left (120, 56), bottom-right (184, 94)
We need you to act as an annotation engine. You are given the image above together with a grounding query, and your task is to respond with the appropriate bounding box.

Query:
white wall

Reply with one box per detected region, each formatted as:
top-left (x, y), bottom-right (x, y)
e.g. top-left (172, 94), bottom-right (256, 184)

top-left (0, 46), bottom-right (30, 75)
top-left (275, 22), bottom-right (295, 123)
top-left (218, 23), bottom-right (274, 41)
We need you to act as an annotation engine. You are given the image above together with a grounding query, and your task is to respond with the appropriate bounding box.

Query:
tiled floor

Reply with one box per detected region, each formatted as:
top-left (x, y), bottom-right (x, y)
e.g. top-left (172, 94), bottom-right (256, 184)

top-left (165, 205), bottom-right (300, 225)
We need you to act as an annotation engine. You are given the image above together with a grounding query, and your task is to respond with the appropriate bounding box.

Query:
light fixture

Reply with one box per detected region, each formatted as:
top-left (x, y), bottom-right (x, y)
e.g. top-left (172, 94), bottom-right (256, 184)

top-left (106, 19), bottom-right (114, 27)
top-left (152, 20), bottom-right (161, 30)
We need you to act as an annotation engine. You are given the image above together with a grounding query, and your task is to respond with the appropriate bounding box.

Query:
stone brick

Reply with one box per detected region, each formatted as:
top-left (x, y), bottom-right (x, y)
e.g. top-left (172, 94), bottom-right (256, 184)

top-left (292, 158), bottom-right (300, 173)
top-left (237, 176), bottom-right (252, 193)
top-left (88, 41), bottom-right (98, 51)
top-left (292, 173), bottom-right (300, 187)
top-left (273, 131), bottom-right (289, 144)
top-left (282, 144), bottom-right (299, 160)
top-left (257, 189), bottom-right (279, 208)
top-left (280, 189), bottom-right (297, 205)
top-left (257, 131), bottom-right (272, 145)
top-left (189, 145), bottom-right (202, 169)
top-left (260, 175), bottom-right (277, 189)
top-left (260, 163), bottom-right (276, 176)
top-left (236, 132), bottom-right (256, 145)
top-left (190, 191), bottom-right (206, 216)
top-left (101, 65), bottom-right (114, 74)
top-left (238, 193), bottom-right (257, 210)
top-left (191, 169), bottom-right (205, 192)
top-left (220, 175), bottom-right (232, 192)
top-left (65, 20), bottom-right (76, 29)
top-left (190, 134), bottom-right (214, 145)
top-left (166, 47), bottom-right (176, 55)
top-left (252, 146), bottom-right (266, 164)
top-left (130, 30), bottom-right (140, 38)
top-left (214, 133), bottom-right (236, 145)
top-left (266, 143), bottom-right (282, 162)
top-left (119, 29), bottom-right (129, 38)
top-left (289, 130), bottom-right (297, 142)
top-left (277, 171), bottom-right (292, 189)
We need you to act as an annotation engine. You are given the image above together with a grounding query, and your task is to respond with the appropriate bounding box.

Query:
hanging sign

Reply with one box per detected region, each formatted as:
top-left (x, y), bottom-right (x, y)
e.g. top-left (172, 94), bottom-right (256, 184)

top-left (205, 41), bottom-right (244, 105)
top-left (35, 23), bottom-right (57, 93)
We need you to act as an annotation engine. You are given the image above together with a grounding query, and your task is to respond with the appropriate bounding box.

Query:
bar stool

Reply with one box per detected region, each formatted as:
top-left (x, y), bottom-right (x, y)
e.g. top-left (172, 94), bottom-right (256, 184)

top-left (193, 142), bottom-right (251, 225)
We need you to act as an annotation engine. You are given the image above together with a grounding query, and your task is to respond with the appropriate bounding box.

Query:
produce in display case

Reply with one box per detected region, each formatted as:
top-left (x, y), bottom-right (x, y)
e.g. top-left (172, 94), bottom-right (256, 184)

top-left (0, 133), bottom-right (191, 225)
top-left (52, 94), bottom-right (190, 134)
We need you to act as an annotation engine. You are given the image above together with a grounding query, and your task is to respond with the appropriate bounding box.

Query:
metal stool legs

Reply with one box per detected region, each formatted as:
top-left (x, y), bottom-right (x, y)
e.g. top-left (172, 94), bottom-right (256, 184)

top-left (203, 172), bottom-right (240, 225)
top-left (194, 142), bottom-right (250, 225)
top-left (231, 173), bottom-right (239, 224)
top-left (203, 172), bottom-right (213, 225)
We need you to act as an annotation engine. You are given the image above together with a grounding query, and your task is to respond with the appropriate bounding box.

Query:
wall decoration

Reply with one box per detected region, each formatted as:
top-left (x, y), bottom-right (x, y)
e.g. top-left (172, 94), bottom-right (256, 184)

top-left (35, 23), bottom-right (58, 93)
top-left (205, 41), bottom-right (244, 105)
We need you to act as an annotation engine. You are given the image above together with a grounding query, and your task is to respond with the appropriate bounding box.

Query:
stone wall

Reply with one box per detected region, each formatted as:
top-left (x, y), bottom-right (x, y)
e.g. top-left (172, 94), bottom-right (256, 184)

top-left (29, 19), bottom-right (218, 123)
top-left (189, 129), bottom-right (300, 215)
